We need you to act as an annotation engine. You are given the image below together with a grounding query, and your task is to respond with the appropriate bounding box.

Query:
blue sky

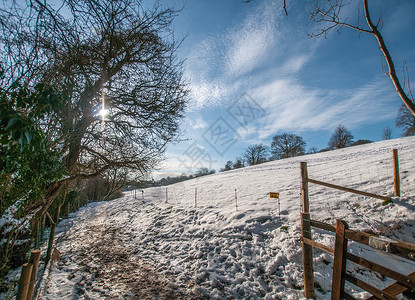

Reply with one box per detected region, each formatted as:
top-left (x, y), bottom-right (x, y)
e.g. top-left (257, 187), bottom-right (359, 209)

top-left (154, 0), bottom-right (415, 178)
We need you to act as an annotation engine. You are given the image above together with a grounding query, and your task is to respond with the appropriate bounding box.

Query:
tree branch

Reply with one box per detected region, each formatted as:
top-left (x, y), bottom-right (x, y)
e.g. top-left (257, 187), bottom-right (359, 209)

top-left (310, 0), bottom-right (415, 115)
top-left (363, 0), bottom-right (415, 115)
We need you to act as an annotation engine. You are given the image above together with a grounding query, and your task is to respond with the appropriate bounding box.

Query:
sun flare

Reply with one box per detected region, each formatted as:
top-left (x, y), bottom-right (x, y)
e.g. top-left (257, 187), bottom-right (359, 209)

top-left (99, 108), bottom-right (108, 119)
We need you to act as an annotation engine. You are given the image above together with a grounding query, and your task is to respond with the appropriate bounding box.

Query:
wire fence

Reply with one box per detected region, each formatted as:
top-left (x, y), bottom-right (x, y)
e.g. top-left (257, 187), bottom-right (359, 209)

top-left (137, 144), bottom-right (414, 237)
top-left (309, 146), bottom-right (414, 197)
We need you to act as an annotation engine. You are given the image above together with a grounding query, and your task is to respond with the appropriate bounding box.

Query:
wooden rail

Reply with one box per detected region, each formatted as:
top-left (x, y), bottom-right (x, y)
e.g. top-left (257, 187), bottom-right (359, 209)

top-left (310, 220), bottom-right (415, 263)
top-left (307, 178), bottom-right (391, 202)
top-left (301, 149), bottom-right (401, 205)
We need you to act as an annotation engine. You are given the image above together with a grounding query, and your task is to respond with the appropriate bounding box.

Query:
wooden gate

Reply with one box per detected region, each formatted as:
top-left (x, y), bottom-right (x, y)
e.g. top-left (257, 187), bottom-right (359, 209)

top-left (301, 214), bottom-right (415, 299)
top-left (299, 161), bottom-right (415, 299)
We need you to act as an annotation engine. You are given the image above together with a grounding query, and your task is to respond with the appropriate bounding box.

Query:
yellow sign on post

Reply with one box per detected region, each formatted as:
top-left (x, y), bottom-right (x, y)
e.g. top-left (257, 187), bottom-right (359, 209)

top-left (270, 192), bottom-right (279, 199)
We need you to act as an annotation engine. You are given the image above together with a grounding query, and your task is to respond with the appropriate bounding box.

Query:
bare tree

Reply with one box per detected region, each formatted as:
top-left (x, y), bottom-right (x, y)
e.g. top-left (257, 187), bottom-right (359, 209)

top-left (328, 125), bottom-right (354, 149)
top-left (396, 104), bottom-right (415, 137)
top-left (220, 160), bottom-right (234, 172)
top-left (308, 147), bottom-right (318, 154)
top-left (309, 0), bottom-right (415, 116)
top-left (271, 133), bottom-right (306, 159)
top-left (351, 139), bottom-right (372, 146)
top-left (243, 0), bottom-right (288, 15)
top-left (0, 0), bottom-right (188, 216)
top-left (243, 144), bottom-right (269, 166)
top-left (195, 168), bottom-right (216, 177)
top-left (233, 157), bottom-right (245, 169)
top-left (100, 167), bottom-right (141, 201)
top-left (382, 126), bottom-right (392, 140)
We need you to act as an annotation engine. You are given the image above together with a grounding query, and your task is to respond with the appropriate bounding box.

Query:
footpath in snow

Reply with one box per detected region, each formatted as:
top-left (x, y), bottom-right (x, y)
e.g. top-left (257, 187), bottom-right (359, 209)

top-left (40, 136), bottom-right (415, 299)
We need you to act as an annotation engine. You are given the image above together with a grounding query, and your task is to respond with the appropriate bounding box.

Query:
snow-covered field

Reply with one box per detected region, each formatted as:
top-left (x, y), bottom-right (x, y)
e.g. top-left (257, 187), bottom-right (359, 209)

top-left (40, 136), bottom-right (415, 299)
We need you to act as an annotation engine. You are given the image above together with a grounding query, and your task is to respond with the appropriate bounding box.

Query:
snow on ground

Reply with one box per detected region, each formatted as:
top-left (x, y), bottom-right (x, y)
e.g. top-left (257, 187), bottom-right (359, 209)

top-left (40, 136), bottom-right (415, 299)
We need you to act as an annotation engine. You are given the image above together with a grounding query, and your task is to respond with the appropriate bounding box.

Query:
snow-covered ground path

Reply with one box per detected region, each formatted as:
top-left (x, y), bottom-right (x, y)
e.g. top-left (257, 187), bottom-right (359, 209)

top-left (39, 200), bottom-right (201, 299)
top-left (40, 137), bottom-right (415, 299)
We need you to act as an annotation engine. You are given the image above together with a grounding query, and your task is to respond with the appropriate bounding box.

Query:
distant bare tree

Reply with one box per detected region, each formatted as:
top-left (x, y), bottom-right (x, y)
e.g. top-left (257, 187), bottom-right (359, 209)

top-left (309, 0), bottom-right (415, 116)
top-left (396, 104), bottom-right (415, 136)
top-left (233, 157), bottom-right (245, 169)
top-left (243, 144), bottom-right (269, 166)
top-left (242, 0), bottom-right (288, 15)
top-left (328, 125), bottom-right (354, 149)
top-left (220, 160), bottom-right (234, 172)
top-left (195, 168), bottom-right (216, 177)
top-left (271, 133), bottom-right (306, 159)
top-left (308, 147), bottom-right (318, 154)
top-left (382, 126), bottom-right (392, 140)
top-left (351, 139), bottom-right (372, 146)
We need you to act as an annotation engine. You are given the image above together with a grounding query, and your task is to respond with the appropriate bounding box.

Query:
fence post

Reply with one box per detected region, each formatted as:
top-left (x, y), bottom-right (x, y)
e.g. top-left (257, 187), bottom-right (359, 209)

top-left (300, 162), bottom-right (310, 213)
top-left (393, 149), bottom-right (400, 197)
top-left (27, 249), bottom-right (41, 300)
top-left (16, 263), bottom-right (33, 300)
top-left (300, 162), bottom-right (314, 299)
top-left (331, 219), bottom-right (348, 300)
top-left (195, 188), bottom-right (197, 208)
top-left (301, 212), bottom-right (315, 299)
top-left (234, 189), bottom-right (238, 211)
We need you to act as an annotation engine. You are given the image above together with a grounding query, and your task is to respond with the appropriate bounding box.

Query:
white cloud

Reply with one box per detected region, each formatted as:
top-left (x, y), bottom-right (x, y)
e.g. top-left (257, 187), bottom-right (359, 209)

top-left (280, 54), bottom-right (311, 73)
top-left (185, 77), bottom-right (226, 109)
top-left (183, 1), bottom-right (284, 110)
top-left (186, 114), bottom-right (208, 130)
top-left (247, 76), bottom-right (399, 140)
top-left (158, 142), bottom-right (223, 177)
top-left (236, 124), bottom-right (258, 141)
top-left (224, 8), bottom-right (277, 77)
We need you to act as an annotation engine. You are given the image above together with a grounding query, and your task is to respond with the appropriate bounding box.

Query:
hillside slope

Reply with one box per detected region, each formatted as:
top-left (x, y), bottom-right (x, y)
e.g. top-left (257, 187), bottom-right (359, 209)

top-left (41, 136), bottom-right (415, 299)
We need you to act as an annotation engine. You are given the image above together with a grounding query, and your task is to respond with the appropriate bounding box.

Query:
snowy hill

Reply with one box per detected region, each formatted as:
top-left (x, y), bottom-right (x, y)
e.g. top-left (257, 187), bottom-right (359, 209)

top-left (41, 136), bottom-right (415, 299)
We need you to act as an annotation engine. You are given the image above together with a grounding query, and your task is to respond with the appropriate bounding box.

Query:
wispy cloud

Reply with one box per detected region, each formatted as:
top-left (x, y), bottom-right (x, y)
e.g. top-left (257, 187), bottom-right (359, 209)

top-left (186, 113), bottom-right (208, 130)
top-left (224, 6), bottom-right (277, 77)
top-left (249, 76), bottom-right (399, 139)
top-left (280, 54), bottom-right (311, 74)
top-left (184, 76), bottom-right (227, 109)
top-left (183, 1), bottom-right (285, 110)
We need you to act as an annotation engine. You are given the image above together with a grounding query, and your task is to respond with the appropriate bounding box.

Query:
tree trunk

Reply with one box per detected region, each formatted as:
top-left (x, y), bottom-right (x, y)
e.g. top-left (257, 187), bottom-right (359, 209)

top-left (45, 204), bottom-right (61, 265)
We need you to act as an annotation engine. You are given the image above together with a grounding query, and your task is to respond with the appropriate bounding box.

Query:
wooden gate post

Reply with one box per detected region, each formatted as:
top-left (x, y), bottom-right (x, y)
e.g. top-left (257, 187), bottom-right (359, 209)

top-left (27, 250), bottom-right (41, 300)
top-left (16, 263), bottom-right (33, 300)
top-left (301, 212), bottom-right (315, 299)
top-left (392, 149), bottom-right (400, 197)
top-left (300, 162), bottom-right (315, 298)
top-left (331, 219), bottom-right (348, 300)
